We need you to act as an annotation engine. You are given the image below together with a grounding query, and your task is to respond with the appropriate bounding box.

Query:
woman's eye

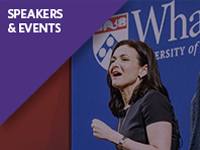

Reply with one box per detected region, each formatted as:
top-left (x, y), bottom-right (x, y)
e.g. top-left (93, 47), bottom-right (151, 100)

top-left (122, 58), bottom-right (128, 61)
top-left (110, 59), bottom-right (115, 64)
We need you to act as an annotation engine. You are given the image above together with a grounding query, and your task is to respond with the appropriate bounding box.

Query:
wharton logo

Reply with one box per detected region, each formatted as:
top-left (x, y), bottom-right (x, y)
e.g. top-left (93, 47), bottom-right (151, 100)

top-left (93, 13), bottom-right (128, 70)
top-left (131, 0), bottom-right (200, 44)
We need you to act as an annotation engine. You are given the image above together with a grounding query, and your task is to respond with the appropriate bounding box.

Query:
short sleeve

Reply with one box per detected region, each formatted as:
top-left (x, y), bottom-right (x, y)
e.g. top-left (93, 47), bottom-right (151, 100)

top-left (141, 90), bottom-right (172, 126)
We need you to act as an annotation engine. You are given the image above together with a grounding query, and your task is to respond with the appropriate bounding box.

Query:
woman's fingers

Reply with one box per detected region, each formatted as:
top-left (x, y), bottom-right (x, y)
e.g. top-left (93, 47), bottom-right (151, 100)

top-left (91, 118), bottom-right (113, 140)
top-left (91, 118), bottom-right (102, 129)
top-left (91, 118), bottom-right (97, 128)
top-left (93, 127), bottom-right (97, 132)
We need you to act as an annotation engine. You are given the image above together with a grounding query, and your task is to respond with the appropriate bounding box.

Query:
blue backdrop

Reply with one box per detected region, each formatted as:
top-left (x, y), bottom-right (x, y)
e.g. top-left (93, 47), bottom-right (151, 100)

top-left (72, 0), bottom-right (200, 149)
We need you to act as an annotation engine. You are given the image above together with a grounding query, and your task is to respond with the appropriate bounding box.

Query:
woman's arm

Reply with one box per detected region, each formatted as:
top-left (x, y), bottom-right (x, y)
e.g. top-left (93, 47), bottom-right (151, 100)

top-left (91, 119), bottom-right (172, 150)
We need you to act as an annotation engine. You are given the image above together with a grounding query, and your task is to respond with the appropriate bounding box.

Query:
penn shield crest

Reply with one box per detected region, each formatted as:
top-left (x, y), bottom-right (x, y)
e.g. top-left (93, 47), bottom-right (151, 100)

top-left (93, 13), bottom-right (129, 70)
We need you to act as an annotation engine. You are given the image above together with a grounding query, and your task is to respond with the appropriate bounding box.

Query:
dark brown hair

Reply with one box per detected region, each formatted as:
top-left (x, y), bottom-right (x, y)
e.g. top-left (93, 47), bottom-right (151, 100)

top-left (107, 40), bottom-right (169, 117)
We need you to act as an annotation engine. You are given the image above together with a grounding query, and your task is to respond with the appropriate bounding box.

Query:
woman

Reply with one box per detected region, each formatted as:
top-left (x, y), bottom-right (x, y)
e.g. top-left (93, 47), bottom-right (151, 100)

top-left (91, 40), bottom-right (180, 150)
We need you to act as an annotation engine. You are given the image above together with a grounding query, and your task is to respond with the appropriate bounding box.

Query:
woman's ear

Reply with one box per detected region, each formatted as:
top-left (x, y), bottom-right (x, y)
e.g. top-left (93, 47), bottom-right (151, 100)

top-left (139, 64), bottom-right (148, 78)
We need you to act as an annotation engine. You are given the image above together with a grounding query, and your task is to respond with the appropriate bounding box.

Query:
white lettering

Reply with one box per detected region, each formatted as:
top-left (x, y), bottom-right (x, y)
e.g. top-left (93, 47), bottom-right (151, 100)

top-left (130, 0), bottom-right (200, 44)
top-left (27, 9), bottom-right (35, 19)
top-left (14, 9), bottom-right (20, 19)
top-left (189, 10), bottom-right (200, 37)
top-left (48, 23), bottom-right (55, 33)
top-left (36, 9), bottom-right (43, 19)
top-left (19, 23), bottom-right (25, 33)
top-left (33, 23), bottom-right (39, 33)
top-left (43, 9), bottom-right (49, 19)
top-left (56, 9), bottom-right (63, 19)
top-left (25, 23), bottom-right (32, 33)
top-left (55, 23), bottom-right (61, 33)
top-left (166, 49), bottom-right (170, 58)
top-left (167, 0), bottom-right (189, 42)
top-left (131, 2), bottom-right (169, 44)
top-left (8, 9), bottom-right (63, 19)
top-left (50, 9), bottom-right (57, 19)
top-left (39, 23), bottom-right (48, 33)
top-left (180, 46), bottom-right (185, 55)
top-left (21, 9), bottom-right (27, 19)
top-left (8, 9), bottom-right (14, 19)
top-left (155, 46), bottom-right (185, 60)
top-left (19, 23), bottom-right (60, 33)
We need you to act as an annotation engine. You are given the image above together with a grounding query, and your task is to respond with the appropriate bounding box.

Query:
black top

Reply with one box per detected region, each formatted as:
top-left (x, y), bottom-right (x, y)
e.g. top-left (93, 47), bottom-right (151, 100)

top-left (116, 89), bottom-right (180, 150)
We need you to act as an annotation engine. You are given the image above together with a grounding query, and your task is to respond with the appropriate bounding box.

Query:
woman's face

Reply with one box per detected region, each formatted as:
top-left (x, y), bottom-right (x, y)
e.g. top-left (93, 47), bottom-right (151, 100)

top-left (109, 45), bottom-right (142, 90)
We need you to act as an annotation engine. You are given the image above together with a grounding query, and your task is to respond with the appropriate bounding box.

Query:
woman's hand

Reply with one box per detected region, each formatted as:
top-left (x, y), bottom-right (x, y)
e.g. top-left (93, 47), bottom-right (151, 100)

top-left (91, 120), bottom-right (172, 150)
top-left (91, 119), bottom-right (114, 141)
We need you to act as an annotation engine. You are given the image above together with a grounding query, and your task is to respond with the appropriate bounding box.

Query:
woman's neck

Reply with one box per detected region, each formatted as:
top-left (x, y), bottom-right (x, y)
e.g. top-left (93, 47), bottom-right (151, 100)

top-left (119, 80), bottom-right (142, 109)
top-left (120, 85), bottom-right (136, 109)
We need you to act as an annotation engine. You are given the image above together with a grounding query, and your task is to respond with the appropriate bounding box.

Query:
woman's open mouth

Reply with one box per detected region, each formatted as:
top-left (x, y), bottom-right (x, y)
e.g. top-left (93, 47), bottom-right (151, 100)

top-left (112, 71), bottom-right (122, 77)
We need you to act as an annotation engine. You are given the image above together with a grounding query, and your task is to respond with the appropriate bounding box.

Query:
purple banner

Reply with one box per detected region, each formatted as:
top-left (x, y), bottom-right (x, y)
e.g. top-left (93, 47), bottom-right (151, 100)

top-left (0, 0), bottom-right (128, 125)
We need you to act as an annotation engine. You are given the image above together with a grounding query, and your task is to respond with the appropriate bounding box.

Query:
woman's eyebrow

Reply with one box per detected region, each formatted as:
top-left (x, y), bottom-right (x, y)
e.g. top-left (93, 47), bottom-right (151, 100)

top-left (111, 55), bottom-right (116, 59)
top-left (120, 54), bottom-right (130, 57)
top-left (111, 54), bottom-right (130, 59)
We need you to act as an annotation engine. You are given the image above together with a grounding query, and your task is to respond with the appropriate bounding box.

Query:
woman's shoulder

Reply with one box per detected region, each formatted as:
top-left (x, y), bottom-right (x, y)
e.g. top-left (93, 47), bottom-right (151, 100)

top-left (140, 89), bottom-right (171, 106)
top-left (138, 89), bottom-right (173, 125)
top-left (143, 89), bottom-right (168, 100)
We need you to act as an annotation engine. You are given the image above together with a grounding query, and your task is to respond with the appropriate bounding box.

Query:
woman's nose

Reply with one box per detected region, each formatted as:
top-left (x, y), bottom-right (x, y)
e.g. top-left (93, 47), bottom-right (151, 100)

top-left (113, 59), bottom-right (121, 67)
top-left (110, 60), bottom-right (120, 71)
